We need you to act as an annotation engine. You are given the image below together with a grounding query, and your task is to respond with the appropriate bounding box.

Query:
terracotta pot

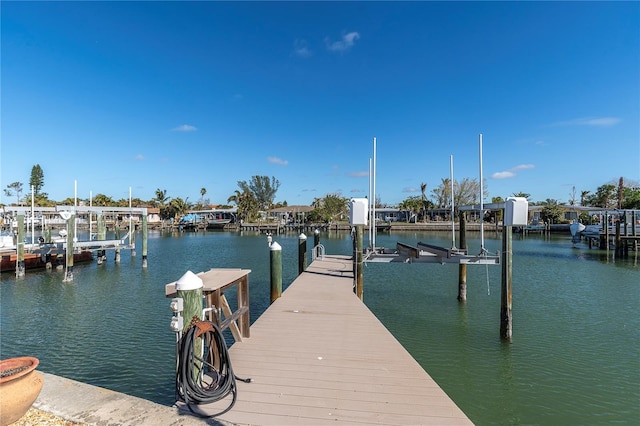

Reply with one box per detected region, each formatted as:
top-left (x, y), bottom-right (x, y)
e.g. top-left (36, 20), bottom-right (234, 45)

top-left (0, 357), bottom-right (44, 426)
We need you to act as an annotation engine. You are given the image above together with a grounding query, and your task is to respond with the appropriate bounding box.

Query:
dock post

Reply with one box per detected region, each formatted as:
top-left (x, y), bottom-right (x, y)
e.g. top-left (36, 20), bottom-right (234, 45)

top-left (615, 221), bottom-right (621, 258)
top-left (314, 228), bottom-right (320, 248)
top-left (142, 214), bottom-right (148, 268)
top-left (175, 271), bottom-right (203, 379)
top-left (500, 225), bottom-right (513, 340)
top-left (130, 223), bottom-right (136, 257)
top-left (298, 233), bottom-right (307, 275)
top-left (97, 213), bottom-right (106, 265)
top-left (16, 215), bottom-right (25, 277)
top-left (270, 242), bottom-right (282, 304)
top-left (354, 225), bottom-right (364, 300)
top-left (458, 211), bottom-right (467, 303)
top-left (63, 214), bottom-right (75, 282)
top-left (114, 225), bottom-right (121, 263)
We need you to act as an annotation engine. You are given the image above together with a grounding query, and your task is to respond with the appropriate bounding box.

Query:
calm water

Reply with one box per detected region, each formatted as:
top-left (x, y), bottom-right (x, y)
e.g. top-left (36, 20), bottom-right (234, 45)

top-left (1, 229), bottom-right (638, 425)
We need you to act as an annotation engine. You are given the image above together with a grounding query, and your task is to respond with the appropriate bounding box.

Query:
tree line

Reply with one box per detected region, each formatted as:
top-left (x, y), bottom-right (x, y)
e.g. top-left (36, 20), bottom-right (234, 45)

top-left (3, 165), bottom-right (639, 224)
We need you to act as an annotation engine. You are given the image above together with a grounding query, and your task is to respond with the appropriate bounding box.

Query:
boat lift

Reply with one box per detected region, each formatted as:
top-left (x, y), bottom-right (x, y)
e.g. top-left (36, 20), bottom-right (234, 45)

top-left (364, 242), bottom-right (500, 264)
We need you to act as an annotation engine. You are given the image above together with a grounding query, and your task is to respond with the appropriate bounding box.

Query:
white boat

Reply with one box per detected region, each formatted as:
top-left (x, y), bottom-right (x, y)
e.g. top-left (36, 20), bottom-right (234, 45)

top-left (569, 220), bottom-right (586, 237)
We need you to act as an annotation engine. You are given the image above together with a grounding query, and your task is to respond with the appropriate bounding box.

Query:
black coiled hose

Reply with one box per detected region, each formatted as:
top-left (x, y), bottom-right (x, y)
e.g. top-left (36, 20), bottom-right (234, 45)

top-left (175, 318), bottom-right (251, 417)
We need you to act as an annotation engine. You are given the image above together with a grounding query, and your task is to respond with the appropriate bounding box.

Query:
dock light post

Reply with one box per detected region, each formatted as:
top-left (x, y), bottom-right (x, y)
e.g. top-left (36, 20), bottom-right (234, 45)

top-left (298, 233), bottom-right (307, 275)
top-left (314, 228), bottom-right (320, 248)
top-left (270, 242), bottom-right (282, 304)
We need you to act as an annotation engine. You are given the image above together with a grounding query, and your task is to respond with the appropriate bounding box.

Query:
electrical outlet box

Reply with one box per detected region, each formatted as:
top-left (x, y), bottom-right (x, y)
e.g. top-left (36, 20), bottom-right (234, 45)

top-left (504, 197), bottom-right (529, 226)
top-left (350, 198), bottom-right (369, 226)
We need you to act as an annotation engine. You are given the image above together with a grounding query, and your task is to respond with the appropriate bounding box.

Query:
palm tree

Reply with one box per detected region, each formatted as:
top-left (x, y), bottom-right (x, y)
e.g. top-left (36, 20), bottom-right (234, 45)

top-left (169, 197), bottom-right (191, 221)
top-left (420, 182), bottom-right (428, 222)
top-left (200, 187), bottom-right (207, 206)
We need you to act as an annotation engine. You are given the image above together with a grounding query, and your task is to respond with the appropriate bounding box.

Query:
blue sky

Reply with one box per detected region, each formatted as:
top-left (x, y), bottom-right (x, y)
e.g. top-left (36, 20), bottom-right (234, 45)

top-left (1, 1), bottom-right (638, 207)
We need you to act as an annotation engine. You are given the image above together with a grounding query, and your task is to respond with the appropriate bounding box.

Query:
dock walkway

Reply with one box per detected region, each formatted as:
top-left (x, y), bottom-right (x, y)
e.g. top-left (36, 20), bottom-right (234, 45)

top-left (187, 254), bottom-right (472, 425)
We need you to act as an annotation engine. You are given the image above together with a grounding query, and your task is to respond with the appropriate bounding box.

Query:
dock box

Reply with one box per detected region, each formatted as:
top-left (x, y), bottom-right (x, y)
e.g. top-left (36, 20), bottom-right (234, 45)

top-left (504, 197), bottom-right (529, 226)
top-left (349, 198), bottom-right (369, 226)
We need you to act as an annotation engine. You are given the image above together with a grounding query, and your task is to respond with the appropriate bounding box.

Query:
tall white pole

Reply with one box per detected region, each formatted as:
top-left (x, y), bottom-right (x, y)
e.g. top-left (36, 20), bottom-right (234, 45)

top-left (479, 134), bottom-right (485, 253)
top-left (372, 137), bottom-right (377, 251)
top-left (450, 155), bottom-right (456, 249)
top-left (369, 157), bottom-right (373, 249)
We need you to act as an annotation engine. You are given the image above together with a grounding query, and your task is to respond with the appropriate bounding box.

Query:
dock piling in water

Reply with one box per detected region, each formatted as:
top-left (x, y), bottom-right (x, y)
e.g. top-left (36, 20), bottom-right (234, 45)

top-left (270, 242), bottom-right (282, 304)
top-left (298, 233), bottom-right (307, 275)
top-left (458, 211), bottom-right (467, 303)
top-left (500, 225), bottom-right (513, 340)
top-left (16, 215), bottom-right (25, 277)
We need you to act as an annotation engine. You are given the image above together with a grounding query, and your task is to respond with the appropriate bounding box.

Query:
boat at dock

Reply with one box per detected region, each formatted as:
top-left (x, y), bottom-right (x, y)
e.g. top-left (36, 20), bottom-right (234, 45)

top-left (178, 209), bottom-right (235, 230)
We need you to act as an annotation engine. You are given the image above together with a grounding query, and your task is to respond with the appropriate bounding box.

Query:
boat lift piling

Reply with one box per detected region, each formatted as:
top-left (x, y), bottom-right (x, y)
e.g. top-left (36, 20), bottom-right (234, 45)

top-left (63, 213), bottom-right (75, 282)
top-left (16, 215), bottom-right (25, 277)
top-left (458, 211), bottom-right (467, 303)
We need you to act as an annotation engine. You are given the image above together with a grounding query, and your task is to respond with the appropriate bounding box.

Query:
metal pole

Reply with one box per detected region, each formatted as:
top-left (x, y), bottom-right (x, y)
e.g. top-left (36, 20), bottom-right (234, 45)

top-left (479, 134), bottom-right (485, 253)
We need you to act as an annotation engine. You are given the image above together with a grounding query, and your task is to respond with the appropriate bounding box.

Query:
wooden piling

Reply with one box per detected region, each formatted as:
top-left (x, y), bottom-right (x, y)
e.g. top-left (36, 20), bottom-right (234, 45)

top-left (314, 228), bottom-right (320, 248)
top-left (114, 225), bottom-right (121, 263)
top-left (63, 214), bottom-right (75, 282)
top-left (500, 225), bottom-right (513, 341)
top-left (354, 225), bottom-right (364, 300)
top-left (175, 271), bottom-right (203, 380)
top-left (142, 215), bottom-right (148, 268)
top-left (97, 213), bottom-right (106, 265)
top-left (457, 211), bottom-right (467, 303)
top-left (130, 223), bottom-right (136, 257)
top-left (270, 241), bottom-right (282, 304)
top-left (615, 221), bottom-right (621, 258)
top-left (16, 215), bottom-right (25, 277)
top-left (298, 233), bottom-right (307, 275)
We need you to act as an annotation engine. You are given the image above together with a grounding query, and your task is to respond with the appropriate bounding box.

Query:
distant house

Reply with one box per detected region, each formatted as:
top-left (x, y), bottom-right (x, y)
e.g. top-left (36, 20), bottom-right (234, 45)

top-left (147, 207), bottom-right (161, 224)
top-left (269, 205), bottom-right (314, 224)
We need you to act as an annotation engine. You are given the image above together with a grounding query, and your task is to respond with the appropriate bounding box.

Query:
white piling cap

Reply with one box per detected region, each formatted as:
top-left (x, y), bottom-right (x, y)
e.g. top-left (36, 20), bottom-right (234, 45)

top-left (270, 241), bottom-right (282, 251)
top-left (176, 270), bottom-right (203, 290)
top-left (299, 233), bottom-right (307, 240)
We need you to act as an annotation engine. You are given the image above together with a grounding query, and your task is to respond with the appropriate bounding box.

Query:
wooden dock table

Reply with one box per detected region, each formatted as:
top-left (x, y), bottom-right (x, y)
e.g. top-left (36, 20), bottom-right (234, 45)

top-left (166, 268), bottom-right (251, 341)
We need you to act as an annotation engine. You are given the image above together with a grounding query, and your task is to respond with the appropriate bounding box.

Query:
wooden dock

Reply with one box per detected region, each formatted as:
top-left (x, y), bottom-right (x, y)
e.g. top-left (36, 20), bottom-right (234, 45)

top-left (179, 255), bottom-right (472, 425)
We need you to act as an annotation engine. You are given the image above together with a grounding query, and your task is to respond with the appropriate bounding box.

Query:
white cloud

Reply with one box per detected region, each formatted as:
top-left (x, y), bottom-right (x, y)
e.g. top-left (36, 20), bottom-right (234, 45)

top-left (268, 156), bottom-right (288, 166)
top-left (326, 31), bottom-right (360, 53)
top-left (135, 154), bottom-right (144, 161)
top-left (293, 39), bottom-right (312, 58)
top-left (492, 171), bottom-right (516, 179)
top-left (491, 164), bottom-right (535, 179)
top-left (350, 188), bottom-right (362, 193)
top-left (552, 117), bottom-right (621, 127)
top-left (512, 164), bottom-right (534, 171)
top-left (348, 171), bottom-right (369, 177)
top-left (172, 124), bottom-right (197, 132)
top-left (403, 187), bottom-right (418, 193)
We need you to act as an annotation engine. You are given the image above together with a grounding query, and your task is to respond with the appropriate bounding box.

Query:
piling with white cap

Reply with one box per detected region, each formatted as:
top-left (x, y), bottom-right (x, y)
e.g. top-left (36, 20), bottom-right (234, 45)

top-left (270, 242), bottom-right (282, 304)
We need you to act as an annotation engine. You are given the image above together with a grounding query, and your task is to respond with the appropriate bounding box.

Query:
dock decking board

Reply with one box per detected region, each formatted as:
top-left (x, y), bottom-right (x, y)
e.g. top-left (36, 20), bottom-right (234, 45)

top-left (180, 255), bottom-right (472, 425)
